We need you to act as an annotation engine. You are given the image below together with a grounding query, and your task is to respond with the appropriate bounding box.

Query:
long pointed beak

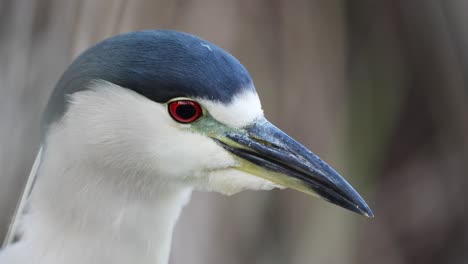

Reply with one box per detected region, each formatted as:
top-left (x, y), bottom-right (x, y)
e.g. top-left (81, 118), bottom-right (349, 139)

top-left (214, 118), bottom-right (373, 217)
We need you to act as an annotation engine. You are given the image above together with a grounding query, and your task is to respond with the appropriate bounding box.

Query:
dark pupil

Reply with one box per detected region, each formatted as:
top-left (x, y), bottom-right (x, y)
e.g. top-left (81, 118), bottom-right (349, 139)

top-left (176, 104), bottom-right (196, 119)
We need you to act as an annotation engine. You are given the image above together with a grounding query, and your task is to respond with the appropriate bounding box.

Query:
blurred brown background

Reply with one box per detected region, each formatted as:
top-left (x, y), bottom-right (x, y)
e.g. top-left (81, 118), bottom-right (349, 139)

top-left (1, 0), bottom-right (467, 263)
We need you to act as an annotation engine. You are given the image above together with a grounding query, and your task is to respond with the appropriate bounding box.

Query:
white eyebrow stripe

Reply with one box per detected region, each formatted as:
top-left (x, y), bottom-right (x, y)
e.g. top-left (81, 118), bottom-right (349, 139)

top-left (199, 89), bottom-right (264, 128)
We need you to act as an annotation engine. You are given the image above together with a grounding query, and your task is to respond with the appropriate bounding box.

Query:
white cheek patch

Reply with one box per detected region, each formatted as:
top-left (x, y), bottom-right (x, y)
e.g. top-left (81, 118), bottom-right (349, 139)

top-left (199, 88), bottom-right (264, 128)
top-left (59, 80), bottom-right (239, 181)
top-left (53, 80), bottom-right (274, 196)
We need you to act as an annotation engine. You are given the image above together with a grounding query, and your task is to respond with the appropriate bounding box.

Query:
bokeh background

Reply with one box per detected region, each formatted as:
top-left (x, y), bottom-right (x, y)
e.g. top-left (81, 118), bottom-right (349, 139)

top-left (1, 0), bottom-right (467, 263)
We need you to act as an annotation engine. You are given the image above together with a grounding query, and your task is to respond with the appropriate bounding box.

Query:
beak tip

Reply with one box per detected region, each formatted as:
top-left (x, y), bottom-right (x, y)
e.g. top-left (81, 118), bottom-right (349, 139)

top-left (355, 200), bottom-right (374, 218)
top-left (362, 207), bottom-right (374, 218)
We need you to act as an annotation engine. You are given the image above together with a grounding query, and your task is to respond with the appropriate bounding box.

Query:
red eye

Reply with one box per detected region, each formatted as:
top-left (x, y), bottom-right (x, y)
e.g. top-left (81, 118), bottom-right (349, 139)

top-left (168, 100), bottom-right (202, 123)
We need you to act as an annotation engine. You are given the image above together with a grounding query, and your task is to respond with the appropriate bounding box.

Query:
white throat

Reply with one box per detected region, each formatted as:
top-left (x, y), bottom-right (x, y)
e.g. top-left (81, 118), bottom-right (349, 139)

top-left (2, 134), bottom-right (192, 264)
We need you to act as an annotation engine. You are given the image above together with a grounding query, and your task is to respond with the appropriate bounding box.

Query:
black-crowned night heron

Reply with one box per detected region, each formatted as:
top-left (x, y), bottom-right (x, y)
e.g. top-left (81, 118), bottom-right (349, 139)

top-left (0, 30), bottom-right (372, 264)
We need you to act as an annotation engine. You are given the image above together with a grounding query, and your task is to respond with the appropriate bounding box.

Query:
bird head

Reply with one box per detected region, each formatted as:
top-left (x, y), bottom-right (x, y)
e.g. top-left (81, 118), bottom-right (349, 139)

top-left (42, 30), bottom-right (373, 217)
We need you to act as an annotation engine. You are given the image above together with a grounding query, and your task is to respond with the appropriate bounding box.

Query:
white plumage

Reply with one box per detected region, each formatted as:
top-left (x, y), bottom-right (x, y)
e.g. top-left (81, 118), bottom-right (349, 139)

top-left (0, 81), bottom-right (276, 264)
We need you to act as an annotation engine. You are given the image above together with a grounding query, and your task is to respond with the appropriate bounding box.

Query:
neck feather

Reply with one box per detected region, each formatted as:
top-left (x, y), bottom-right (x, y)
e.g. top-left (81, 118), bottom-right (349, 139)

top-left (12, 139), bottom-right (192, 264)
